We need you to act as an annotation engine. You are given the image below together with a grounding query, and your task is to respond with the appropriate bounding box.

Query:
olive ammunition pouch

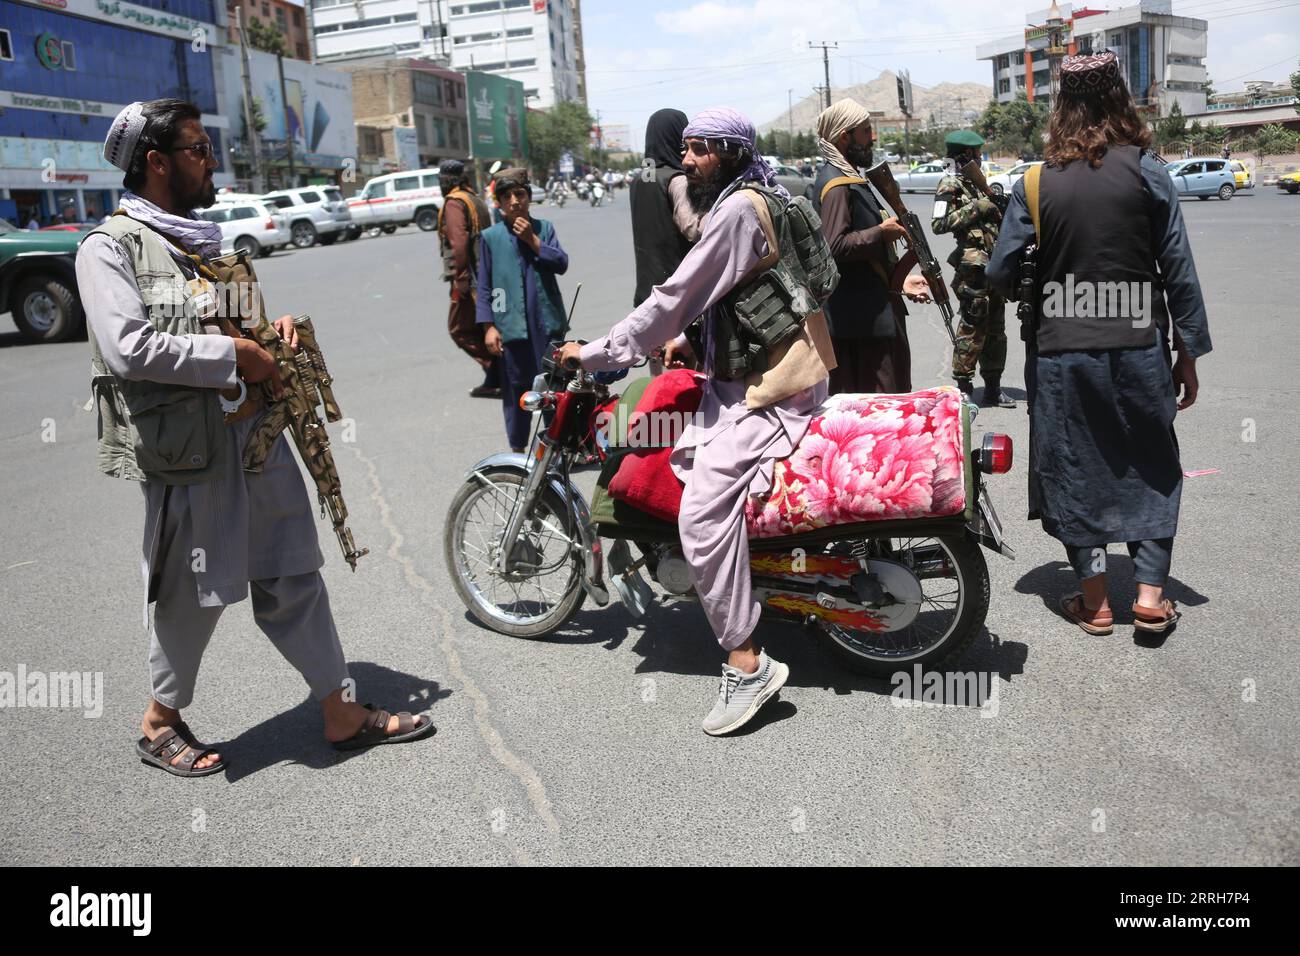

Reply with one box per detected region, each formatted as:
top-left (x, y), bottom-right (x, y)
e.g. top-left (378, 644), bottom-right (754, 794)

top-left (713, 185), bottom-right (840, 380)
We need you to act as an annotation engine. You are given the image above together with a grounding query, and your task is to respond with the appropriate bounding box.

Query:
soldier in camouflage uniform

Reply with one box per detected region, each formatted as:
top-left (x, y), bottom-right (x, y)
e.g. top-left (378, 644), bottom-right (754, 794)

top-left (932, 130), bottom-right (1015, 407)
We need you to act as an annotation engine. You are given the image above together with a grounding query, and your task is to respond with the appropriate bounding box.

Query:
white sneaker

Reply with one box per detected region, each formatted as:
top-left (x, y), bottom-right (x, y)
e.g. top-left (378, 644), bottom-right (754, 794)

top-left (701, 651), bottom-right (789, 736)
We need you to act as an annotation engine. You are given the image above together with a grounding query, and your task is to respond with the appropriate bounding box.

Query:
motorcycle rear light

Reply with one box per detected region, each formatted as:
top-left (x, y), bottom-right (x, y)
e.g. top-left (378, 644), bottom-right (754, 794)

top-left (977, 433), bottom-right (1013, 474)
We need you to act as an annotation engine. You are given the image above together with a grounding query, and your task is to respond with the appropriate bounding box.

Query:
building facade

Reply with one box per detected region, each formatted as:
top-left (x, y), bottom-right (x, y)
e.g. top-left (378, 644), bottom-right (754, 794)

top-left (227, 0), bottom-right (312, 60)
top-left (976, 1), bottom-right (1208, 116)
top-left (308, 0), bottom-right (580, 109)
top-left (345, 58), bottom-right (469, 174)
top-left (0, 0), bottom-right (234, 226)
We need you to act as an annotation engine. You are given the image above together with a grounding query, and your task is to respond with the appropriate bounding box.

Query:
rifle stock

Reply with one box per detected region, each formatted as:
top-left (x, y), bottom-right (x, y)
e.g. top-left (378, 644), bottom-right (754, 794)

top-left (864, 161), bottom-right (956, 344)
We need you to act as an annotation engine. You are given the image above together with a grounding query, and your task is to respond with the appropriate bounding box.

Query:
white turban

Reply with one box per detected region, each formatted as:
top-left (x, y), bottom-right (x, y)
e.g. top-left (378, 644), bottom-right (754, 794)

top-left (104, 101), bottom-right (148, 172)
top-left (816, 99), bottom-right (873, 178)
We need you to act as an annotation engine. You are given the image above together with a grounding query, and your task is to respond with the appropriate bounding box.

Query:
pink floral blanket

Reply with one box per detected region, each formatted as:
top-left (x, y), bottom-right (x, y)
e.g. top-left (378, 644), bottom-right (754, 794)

top-left (745, 387), bottom-right (967, 538)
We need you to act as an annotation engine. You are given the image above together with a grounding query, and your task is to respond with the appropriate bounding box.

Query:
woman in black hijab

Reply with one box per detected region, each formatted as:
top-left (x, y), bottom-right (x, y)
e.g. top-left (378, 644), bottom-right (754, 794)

top-left (631, 108), bottom-right (702, 309)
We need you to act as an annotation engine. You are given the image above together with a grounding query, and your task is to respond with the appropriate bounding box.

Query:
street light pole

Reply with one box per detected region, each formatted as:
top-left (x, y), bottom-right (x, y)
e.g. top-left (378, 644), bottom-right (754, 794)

top-left (809, 41), bottom-right (837, 110)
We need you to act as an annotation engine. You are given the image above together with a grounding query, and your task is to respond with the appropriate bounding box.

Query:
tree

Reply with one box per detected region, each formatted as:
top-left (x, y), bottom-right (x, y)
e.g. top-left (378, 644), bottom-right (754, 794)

top-left (1153, 101), bottom-right (1187, 150)
top-left (1247, 123), bottom-right (1299, 158)
top-left (246, 18), bottom-right (287, 56)
top-left (1290, 60), bottom-right (1300, 114)
top-left (528, 99), bottom-right (595, 173)
top-left (976, 93), bottom-right (1048, 158)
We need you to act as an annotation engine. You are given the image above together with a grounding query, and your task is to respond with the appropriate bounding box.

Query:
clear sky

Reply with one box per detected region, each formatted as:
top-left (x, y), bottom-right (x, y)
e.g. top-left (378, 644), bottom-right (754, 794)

top-left (578, 0), bottom-right (1300, 151)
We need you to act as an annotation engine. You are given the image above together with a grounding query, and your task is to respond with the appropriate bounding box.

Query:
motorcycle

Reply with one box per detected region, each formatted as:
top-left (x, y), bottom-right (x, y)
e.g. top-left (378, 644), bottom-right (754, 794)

top-left (573, 180), bottom-right (591, 202)
top-left (548, 183), bottom-right (567, 207)
top-left (444, 350), bottom-right (1015, 675)
top-left (590, 182), bottom-right (606, 207)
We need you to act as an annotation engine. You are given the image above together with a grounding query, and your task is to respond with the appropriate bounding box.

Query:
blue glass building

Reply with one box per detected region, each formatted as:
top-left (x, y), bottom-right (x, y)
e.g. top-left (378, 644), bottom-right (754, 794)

top-left (0, 0), bottom-right (230, 226)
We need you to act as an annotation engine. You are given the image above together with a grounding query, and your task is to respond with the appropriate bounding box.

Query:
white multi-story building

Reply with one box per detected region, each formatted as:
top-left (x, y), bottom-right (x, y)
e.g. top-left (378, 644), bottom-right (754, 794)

top-left (309, 0), bottom-right (581, 108)
top-left (976, 1), bottom-right (1208, 116)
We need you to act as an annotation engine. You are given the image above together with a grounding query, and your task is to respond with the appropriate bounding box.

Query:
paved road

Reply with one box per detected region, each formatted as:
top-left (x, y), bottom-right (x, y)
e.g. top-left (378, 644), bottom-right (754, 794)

top-left (1, 187), bottom-right (1296, 865)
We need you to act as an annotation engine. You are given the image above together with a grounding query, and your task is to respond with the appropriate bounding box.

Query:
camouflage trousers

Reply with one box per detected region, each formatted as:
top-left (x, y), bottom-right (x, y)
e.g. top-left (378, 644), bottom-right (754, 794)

top-left (951, 282), bottom-right (1007, 380)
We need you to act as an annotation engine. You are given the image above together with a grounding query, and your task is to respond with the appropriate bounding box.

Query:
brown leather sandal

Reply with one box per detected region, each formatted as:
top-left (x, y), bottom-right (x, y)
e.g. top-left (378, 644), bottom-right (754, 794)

top-left (1133, 599), bottom-right (1180, 634)
top-left (332, 704), bottom-right (436, 752)
top-left (137, 727), bottom-right (226, 777)
top-left (1058, 593), bottom-right (1114, 635)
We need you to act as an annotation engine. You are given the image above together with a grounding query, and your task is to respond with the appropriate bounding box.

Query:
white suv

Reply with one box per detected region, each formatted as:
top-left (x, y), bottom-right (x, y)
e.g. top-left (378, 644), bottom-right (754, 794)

top-left (198, 202), bottom-right (291, 258)
top-left (347, 169), bottom-right (443, 236)
top-left (262, 186), bottom-right (353, 248)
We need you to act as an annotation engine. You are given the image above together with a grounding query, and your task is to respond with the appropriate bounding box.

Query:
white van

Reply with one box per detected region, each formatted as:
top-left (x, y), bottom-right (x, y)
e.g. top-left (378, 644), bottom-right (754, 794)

top-left (347, 169), bottom-right (444, 235)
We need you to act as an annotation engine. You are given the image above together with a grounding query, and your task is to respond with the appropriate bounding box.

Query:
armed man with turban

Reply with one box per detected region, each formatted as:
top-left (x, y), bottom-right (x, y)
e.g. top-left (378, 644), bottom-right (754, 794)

top-left (813, 99), bottom-right (930, 394)
top-left (437, 159), bottom-right (499, 398)
top-left (77, 100), bottom-right (434, 778)
top-left (557, 108), bottom-right (838, 736)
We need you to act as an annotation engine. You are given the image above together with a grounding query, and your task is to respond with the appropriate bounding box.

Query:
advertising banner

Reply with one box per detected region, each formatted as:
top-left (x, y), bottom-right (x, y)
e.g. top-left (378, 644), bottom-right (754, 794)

top-left (465, 71), bottom-right (528, 162)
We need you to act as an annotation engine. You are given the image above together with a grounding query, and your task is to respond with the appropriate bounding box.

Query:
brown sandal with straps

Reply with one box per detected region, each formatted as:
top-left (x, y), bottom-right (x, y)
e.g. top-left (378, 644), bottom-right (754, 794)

top-left (1058, 593), bottom-right (1114, 635)
top-left (332, 704), bottom-right (436, 752)
top-left (137, 726), bottom-right (227, 777)
top-left (1133, 599), bottom-right (1180, 634)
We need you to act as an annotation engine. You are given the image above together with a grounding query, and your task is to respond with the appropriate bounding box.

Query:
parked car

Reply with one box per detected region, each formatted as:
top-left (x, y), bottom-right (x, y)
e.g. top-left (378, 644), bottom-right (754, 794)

top-left (0, 218), bottom-right (85, 342)
top-left (1278, 166), bottom-right (1300, 194)
top-left (896, 161), bottom-right (947, 193)
top-left (1165, 157), bottom-right (1236, 200)
top-left (347, 169), bottom-right (443, 237)
top-left (1228, 160), bottom-right (1253, 190)
top-left (261, 186), bottom-right (353, 248)
top-left (198, 201), bottom-right (291, 257)
top-left (772, 163), bottom-right (812, 196)
top-left (986, 161), bottom-right (1043, 197)
top-left (530, 184), bottom-right (547, 204)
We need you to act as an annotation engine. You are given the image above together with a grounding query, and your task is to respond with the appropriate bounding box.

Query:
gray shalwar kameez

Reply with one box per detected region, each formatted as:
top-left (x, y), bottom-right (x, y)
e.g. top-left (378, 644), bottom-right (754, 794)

top-left (580, 194), bottom-right (826, 650)
top-left (77, 232), bottom-right (350, 709)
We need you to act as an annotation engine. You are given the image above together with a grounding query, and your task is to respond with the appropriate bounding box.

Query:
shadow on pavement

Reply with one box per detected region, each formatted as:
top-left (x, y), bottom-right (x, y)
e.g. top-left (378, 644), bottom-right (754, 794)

top-left (1014, 557), bottom-right (1209, 647)
top-left (219, 661), bottom-right (450, 782)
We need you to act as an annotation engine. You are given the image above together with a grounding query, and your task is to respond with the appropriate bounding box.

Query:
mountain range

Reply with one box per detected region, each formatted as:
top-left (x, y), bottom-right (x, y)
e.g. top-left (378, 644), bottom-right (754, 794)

top-left (760, 70), bottom-right (994, 133)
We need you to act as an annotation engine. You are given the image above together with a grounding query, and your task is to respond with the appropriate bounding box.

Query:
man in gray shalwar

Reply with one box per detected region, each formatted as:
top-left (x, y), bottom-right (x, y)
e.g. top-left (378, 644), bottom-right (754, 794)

top-left (557, 108), bottom-right (832, 736)
top-left (79, 99), bottom-right (434, 776)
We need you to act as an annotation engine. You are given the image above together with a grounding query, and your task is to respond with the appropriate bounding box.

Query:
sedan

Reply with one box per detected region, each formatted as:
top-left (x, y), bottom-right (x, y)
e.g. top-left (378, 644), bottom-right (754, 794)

top-left (772, 164), bottom-right (813, 197)
top-left (1279, 167), bottom-right (1300, 194)
top-left (987, 161), bottom-right (1043, 197)
top-left (1165, 158), bottom-right (1236, 200)
top-left (896, 162), bottom-right (947, 194)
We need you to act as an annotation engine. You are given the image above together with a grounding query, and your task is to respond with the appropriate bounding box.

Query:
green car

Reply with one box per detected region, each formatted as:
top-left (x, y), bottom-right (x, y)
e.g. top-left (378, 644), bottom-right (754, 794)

top-left (0, 219), bottom-right (86, 342)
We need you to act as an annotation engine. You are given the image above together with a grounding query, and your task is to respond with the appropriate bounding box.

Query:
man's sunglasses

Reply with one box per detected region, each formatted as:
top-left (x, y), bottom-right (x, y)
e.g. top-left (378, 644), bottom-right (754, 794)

top-left (169, 142), bottom-right (214, 161)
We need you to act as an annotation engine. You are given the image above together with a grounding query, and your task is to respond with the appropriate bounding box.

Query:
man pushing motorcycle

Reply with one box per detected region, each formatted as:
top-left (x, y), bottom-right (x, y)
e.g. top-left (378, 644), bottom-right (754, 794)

top-left (555, 108), bottom-right (837, 735)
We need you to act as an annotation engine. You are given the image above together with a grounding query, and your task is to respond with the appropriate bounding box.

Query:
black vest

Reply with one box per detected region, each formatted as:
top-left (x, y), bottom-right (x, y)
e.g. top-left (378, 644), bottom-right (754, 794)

top-left (1035, 146), bottom-right (1165, 353)
top-left (630, 165), bottom-right (692, 307)
top-left (813, 163), bottom-right (897, 339)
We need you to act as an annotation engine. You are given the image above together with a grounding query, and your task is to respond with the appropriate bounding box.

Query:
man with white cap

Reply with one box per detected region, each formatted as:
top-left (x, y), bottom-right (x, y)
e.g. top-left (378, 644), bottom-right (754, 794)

top-left (79, 99), bottom-right (435, 777)
top-left (556, 107), bottom-right (837, 735)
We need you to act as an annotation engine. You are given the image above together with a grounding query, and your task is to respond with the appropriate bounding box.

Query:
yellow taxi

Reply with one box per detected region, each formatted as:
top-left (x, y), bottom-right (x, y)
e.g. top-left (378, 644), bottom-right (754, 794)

top-left (1279, 166), bottom-right (1300, 194)
top-left (1229, 160), bottom-right (1253, 189)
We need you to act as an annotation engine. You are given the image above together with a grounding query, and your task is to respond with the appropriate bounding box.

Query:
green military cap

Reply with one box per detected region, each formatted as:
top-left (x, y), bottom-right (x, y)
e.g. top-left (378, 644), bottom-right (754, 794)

top-left (945, 130), bottom-right (985, 148)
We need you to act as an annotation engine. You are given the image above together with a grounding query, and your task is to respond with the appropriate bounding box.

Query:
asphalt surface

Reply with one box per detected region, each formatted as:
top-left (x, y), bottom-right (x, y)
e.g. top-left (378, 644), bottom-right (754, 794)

top-left (1, 186), bottom-right (1296, 866)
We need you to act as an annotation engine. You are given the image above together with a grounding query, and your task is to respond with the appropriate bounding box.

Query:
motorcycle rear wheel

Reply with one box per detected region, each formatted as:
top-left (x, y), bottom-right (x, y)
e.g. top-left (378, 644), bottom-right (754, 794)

top-left (810, 534), bottom-right (989, 676)
top-left (444, 471), bottom-right (586, 638)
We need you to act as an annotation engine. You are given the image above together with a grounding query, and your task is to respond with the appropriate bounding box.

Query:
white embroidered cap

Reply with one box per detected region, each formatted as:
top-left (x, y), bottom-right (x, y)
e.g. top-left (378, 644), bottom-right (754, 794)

top-left (103, 101), bottom-right (148, 171)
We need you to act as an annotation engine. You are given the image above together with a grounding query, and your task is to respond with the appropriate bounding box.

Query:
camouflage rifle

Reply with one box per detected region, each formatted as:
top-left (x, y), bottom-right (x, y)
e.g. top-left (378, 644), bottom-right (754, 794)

top-left (242, 314), bottom-right (369, 571)
top-left (863, 161), bottom-right (957, 344)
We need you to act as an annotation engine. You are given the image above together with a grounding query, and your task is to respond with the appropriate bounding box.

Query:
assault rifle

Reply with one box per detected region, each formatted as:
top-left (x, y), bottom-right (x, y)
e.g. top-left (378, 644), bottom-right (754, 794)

top-left (863, 161), bottom-right (956, 344)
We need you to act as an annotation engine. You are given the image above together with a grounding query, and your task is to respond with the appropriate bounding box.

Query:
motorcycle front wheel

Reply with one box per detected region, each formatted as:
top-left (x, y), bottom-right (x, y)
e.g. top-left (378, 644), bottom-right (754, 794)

top-left (811, 534), bottom-right (989, 675)
top-left (444, 470), bottom-right (586, 638)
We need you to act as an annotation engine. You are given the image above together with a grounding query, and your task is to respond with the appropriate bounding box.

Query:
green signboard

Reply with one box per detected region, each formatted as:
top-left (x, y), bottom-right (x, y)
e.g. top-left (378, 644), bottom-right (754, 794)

top-left (465, 71), bottom-right (528, 162)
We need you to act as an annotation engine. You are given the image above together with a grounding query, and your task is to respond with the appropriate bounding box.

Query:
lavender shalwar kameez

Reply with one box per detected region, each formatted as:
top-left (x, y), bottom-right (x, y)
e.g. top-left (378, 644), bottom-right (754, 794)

top-left (581, 193), bottom-right (826, 650)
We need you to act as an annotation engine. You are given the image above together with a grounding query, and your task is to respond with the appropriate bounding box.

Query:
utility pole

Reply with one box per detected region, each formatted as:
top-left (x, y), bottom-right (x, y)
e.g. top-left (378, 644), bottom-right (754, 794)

top-left (277, 52), bottom-right (294, 188)
top-left (809, 41), bottom-right (837, 109)
top-left (787, 88), bottom-right (794, 156)
top-left (235, 7), bottom-right (263, 192)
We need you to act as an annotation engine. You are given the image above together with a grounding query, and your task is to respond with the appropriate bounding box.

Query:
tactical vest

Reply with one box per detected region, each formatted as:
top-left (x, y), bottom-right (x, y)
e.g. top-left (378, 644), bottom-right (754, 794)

top-left (85, 215), bottom-right (227, 484)
top-left (1033, 145), bottom-right (1165, 353)
top-left (812, 163), bottom-right (898, 340)
top-left (937, 174), bottom-right (999, 269)
top-left (630, 165), bottom-right (691, 307)
top-left (711, 184), bottom-right (839, 381)
top-left (438, 187), bottom-right (492, 284)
